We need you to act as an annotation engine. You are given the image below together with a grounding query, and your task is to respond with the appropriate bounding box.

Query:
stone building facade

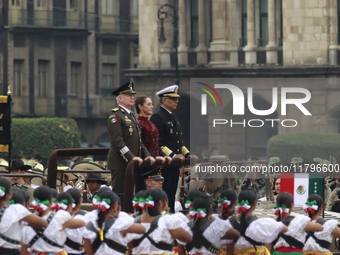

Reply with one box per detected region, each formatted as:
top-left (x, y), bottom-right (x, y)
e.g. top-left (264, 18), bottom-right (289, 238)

top-left (0, 0), bottom-right (139, 146)
top-left (125, 0), bottom-right (340, 160)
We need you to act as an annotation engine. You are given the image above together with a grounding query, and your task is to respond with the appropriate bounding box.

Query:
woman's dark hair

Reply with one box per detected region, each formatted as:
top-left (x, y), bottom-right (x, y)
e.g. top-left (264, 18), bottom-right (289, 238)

top-left (97, 191), bottom-right (117, 230)
top-left (190, 196), bottom-right (211, 249)
top-left (238, 190), bottom-right (256, 230)
top-left (66, 188), bottom-right (81, 206)
top-left (306, 194), bottom-right (323, 218)
top-left (18, 189), bottom-right (30, 203)
top-left (219, 189), bottom-right (237, 220)
top-left (135, 95), bottom-right (148, 114)
top-left (143, 188), bottom-right (163, 216)
top-left (56, 192), bottom-right (73, 205)
top-left (10, 190), bottom-right (25, 205)
top-left (186, 190), bottom-right (203, 204)
top-left (116, 194), bottom-right (121, 206)
top-left (134, 190), bottom-right (145, 215)
top-left (34, 186), bottom-right (53, 216)
top-left (276, 192), bottom-right (294, 221)
top-left (160, 189), bottom-right (168, 201)
top-left (0, 177), bottom-right (12, 200)
top-left (34, 186), bottom-right (52, 202)
top-left (51, 189), bottom-right (58, 199)
top-left (96, 187), bottom-right (111, 197)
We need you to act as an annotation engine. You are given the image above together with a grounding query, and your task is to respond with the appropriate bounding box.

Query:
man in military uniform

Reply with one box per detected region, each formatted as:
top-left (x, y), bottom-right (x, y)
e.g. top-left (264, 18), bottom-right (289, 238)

top-left (141, 167), bottom-right (164, 190)
top-left (150, 85), bottom-right (197, 212)
top-left (7, 159), bottom-right (34, 202)
top-left (107, 82), bottom-right (155, 201)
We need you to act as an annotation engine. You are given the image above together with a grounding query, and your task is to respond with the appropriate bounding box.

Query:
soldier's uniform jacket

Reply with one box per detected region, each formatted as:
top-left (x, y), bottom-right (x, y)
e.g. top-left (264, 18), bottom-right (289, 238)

top-left (106, 106), bottom-right (150, 170)
top-left (150, 106), bottom-right (190, 157)
top-left (12, 179), bottom-right (34, 202)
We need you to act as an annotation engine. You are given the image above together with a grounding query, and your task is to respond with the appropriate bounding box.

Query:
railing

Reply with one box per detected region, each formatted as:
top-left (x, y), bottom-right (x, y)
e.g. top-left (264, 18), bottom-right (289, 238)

top-left (6, 9), bottom-right (138, 34)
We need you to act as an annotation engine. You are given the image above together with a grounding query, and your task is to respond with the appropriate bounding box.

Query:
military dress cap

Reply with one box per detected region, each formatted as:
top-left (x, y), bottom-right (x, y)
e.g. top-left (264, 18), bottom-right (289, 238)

top-left (6, 159), bottom-right (32, 171)
top-left (112, 81), bottom-right (136, 96)
top-left (141, 167), bottom-right (164, 181)
top-left (156, 85), bottom-right (180, 98)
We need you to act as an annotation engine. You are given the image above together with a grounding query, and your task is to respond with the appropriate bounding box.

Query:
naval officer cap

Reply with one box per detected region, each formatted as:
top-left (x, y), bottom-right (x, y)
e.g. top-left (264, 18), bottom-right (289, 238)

top-left (112, 82), bottom-right (136, 96)
top-left (141, 167), bottom-right (164, 181)
top-left (156, 85), bottom-right (180, 98)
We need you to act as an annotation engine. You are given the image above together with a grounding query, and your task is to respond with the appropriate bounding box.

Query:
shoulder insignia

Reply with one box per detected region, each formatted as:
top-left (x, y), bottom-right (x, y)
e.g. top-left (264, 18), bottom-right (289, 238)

top-left (108, 114), bottom-right (116, 119)
top-left (120, 108), bottom-right (125, 113)
top-left (111, 108), bottom-right (119, 112)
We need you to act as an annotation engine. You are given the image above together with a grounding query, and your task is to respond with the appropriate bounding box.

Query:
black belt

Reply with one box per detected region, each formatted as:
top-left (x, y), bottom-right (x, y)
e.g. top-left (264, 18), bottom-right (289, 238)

top-left (0, 233), bottom-right (20, 245)
top-left (65, 238), bottom-right (84, 251)
top-left (0, 247), bottom-right (21, 255)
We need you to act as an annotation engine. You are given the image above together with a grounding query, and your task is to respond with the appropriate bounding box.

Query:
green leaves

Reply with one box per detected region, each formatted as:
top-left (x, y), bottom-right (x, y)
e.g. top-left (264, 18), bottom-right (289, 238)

top-left (267, 132), bottom-right (340, 162)
top-left (0, 118), bottom-right (81, 161)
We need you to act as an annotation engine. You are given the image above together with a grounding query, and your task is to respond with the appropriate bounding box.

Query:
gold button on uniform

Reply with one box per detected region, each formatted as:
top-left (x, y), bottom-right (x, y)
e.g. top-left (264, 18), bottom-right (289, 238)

top-left (176, 132), bottom-right (178, 134)
top-left (177, 141), bottom-right (179, 143)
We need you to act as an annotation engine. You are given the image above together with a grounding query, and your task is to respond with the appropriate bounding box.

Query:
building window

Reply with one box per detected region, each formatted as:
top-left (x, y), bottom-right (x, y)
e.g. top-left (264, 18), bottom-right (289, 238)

top-left (38, 60), bottom-right (48, 97)
top-left (259, 0), bottom-right (268, 47)
top-left (190, 0), bottom-right (199, 48)
top-left (71, 63), bottom-right (81, 96)
top-left (102, 64), bottom-right (115, 90)
top-left (37, 0), bottom-right (47, 8)
top-left (70, 0), bottom-right (78, 10)
top-left (241, 0), bottom-right (247, 47)
top-left (133, 0), bottom-right (138, 17)
top-left (12, 0), bottom-right (21, 6)
top-left (13, 60), bottom-right (23, 96)
top-left (102, 0), bottom-right (114, 15)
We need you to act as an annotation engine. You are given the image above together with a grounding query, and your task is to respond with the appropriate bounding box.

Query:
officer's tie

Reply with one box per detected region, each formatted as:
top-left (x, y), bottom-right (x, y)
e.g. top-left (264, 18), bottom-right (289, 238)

top-left (130, 112), bottom-right (137, 124)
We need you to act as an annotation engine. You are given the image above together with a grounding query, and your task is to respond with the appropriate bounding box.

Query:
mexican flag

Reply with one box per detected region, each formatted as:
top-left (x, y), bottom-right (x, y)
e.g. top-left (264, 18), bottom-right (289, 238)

top-left (280, 173), bottom-right (323, 207)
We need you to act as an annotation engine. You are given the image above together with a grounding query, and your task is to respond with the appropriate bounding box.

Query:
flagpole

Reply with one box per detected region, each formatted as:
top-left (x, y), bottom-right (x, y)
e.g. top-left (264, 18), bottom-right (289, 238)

top-left (7, 85), bottom-right (11, 170)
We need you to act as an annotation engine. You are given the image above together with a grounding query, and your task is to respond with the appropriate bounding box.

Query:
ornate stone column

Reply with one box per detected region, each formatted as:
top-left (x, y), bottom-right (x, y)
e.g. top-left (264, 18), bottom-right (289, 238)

top-left (177, 0), bottom-right (188, 66)
top-left (329, 0), bottom-right (338, 65)
top-left (244, 0), bottom-right (256, 64)
top-left (266, 0), bottom-right (278, 64)
top-left (195, 0), bottom-right (208, 65)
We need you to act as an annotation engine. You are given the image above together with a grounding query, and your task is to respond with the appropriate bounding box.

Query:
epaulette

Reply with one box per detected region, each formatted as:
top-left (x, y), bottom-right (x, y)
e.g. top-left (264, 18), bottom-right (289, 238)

top-left (111, 108), bottom-right (119, 112)
top-left (120, 108), bottom-right (125, 113)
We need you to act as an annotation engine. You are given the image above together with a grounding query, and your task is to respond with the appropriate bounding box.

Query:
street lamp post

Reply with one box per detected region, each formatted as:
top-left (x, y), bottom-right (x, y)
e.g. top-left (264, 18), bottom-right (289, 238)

top-left (158, 4), bottom-right (179, 85)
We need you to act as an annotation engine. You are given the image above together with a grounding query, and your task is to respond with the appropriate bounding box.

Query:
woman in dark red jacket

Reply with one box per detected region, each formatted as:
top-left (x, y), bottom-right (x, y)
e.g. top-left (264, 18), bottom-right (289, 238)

top-left (134, 96), bottom-right (172, 191)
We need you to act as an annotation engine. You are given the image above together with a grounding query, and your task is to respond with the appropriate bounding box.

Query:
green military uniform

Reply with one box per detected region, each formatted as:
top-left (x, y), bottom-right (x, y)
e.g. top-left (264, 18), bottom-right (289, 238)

top-left (106, 82), bottom-right (150, 197)
top-left (12, 179), bottom-right (34, 202)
